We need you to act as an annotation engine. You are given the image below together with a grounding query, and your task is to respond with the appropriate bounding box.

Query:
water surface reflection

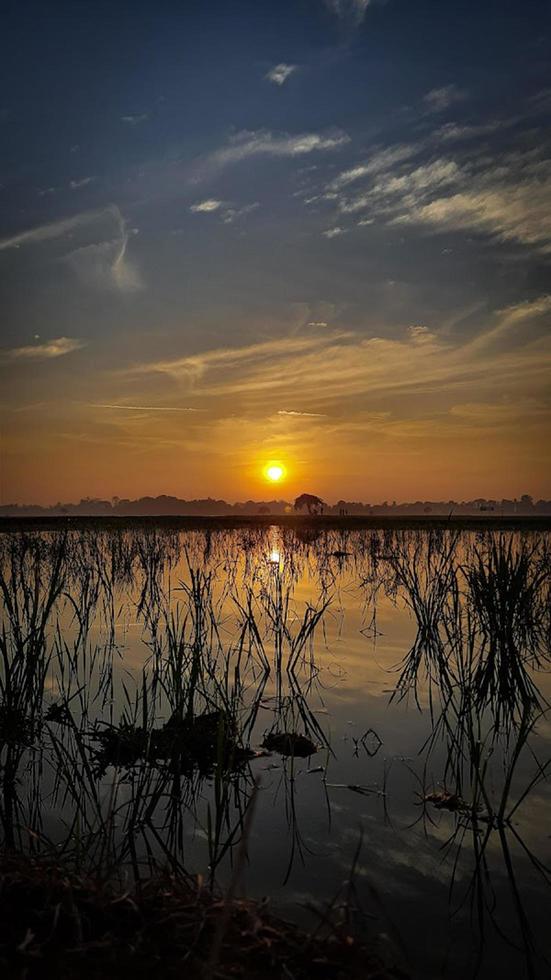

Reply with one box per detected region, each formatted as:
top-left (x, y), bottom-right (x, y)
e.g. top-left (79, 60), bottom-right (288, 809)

top-left (0, 527), bottom-right (550, 978)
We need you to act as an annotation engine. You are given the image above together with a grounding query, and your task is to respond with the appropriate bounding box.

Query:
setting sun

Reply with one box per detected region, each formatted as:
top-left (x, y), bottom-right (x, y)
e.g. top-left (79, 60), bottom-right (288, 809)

top-left (264, 462), bottom-right (286, 483)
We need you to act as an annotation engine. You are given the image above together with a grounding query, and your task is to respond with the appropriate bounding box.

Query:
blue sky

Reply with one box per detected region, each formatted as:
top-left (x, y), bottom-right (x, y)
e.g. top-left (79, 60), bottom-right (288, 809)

top-left (1, 0), bottom-right (550, 503)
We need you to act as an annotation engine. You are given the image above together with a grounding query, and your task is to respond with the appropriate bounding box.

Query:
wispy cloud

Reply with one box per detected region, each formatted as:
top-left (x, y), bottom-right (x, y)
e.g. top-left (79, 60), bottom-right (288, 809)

top-left (120, 299), bottom-right (551, 418)
top-left (432, 120), bottom-right (505, 144)
top-left (389, 152), bottom-right (551, 253)
top-left (190, 199), bottom-right (224, 213)
top-left (323, 226), bottom-right (346, 238)
top-left (276, 409), bottom-right (327, 417)
top-left (330, 145), bottom-right (419, 190)
top-left (220, 202), bottom-right (259, 224)
top-left (323, 134), bottom-right (551, 254)
top-left (2, 337), bottom-right (86, 361)
top-left (121, 113), bottom-right (149, 125)
top-left (466, 295), bottom-right (551, 353)
top-left (69, 176), bottom-right (95, 190)
top-left (189, 199), bottom-right (259, 223)
top-left (0, 205), bottom-right (143, 289)
top-left (65, 206), bottom-right (143, 292)
top-left (423, 84), bottom-right (467, 113)
top-left (265, 63), bottom-right (298, 86)
top-left (91, 403), bottom-right (201, 412)
top-left (193, 129), bottom-right (349, 182)
top-left (324, 0), bottom-right (372, 26)
top-left (0, 207), bottom-right (108, 251)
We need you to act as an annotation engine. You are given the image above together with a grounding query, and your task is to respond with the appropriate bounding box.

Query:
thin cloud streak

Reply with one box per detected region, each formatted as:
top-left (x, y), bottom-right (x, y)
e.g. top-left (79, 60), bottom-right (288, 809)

top-left (91, 404), bottom-right (202, 412)
top-left (1, 337), bottom-right (86, 361)
top-left (192, 128), bottom-right (350, 182)
top-left (276, 410), bottom-right (327, 417)
top-left (0, 207), bottom-right (110, 251)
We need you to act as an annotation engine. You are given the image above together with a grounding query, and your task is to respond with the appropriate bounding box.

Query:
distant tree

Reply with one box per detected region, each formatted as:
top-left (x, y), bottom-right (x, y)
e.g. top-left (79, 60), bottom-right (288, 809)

top-left (294, 493), bottom-right (325, 515)
top-left (257, 505), bottom-right (270, 514)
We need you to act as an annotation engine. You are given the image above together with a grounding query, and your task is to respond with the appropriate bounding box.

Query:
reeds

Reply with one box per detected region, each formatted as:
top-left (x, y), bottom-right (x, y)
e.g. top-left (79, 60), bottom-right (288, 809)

top-left (0, 524), bottom-right (549, 976)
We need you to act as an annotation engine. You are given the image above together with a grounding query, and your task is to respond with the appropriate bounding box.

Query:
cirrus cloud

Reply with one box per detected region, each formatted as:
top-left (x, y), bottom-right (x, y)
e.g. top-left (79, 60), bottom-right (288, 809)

top-left (1, 337), bottom-right (86, 361)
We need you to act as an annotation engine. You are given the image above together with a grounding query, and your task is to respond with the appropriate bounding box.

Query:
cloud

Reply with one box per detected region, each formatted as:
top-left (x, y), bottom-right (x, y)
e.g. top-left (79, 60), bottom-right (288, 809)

top-left (324, 135), bottom-right (551, 254)
top-left (338, 158), bottom-right (460, 214)
top-left (324, 0), bottom-right (372, 26)
top-left (69, 176), bottom-right (95, 190)
top-left (91, 404), bottom-right (201, 412)
top-left (121, 113), bottom-right (149, 125)
top-left (323, 226), bottom-right (346, 238)
top-left (190, 199), bottom-right (224, 213)
top-left (2, 337), bottom-right (85, 361)
top-left (449, 398), bottom-right (549, 425)
top-left (122, 332), bottom-right (352, 389)
top-left (276, 410), bottom-right (327, 417)
top-left (432, 120), bottom-right (505, 144)
top-left (388, 153), bottom-right (551, 253)
top-left (330, 145), bottom-right (420, 190)
top-left (120, 298), bottom-right (551, 418)
top-left (466, 295), bottom-right (551, 352)
top-left (220, 202), bottom-right (259, 224)
top-left (0, 205), bottom-right (143, 289)
top-left (423, 84), bottom-right (467, 113)
top-left (408, 325), bottom-right (436, 346)
top-left (189, 199), bottom-right (259, 223)
top-left (193, 128), bottom-right (349, 181)
top-left (265, 63), bottom-right (297, 86)
top-left (64, 206), bottom-right (143, 293)
top-left (0, 207), bottom-right (109, 251)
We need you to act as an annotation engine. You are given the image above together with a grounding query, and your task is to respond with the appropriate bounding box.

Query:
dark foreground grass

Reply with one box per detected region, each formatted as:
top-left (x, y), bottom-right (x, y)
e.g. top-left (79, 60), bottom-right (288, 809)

top-left (0, 853), bottom-right (405, 980)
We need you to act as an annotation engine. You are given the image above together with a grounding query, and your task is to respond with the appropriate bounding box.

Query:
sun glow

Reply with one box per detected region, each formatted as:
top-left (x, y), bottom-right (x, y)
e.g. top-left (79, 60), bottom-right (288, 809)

top-left (264, 462), bottom-right (286, 483)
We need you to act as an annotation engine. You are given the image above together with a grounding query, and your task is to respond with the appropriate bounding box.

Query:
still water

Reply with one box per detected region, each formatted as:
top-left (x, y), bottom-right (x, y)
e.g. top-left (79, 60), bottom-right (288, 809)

top-left (1, 526), bottom-right (550, 978)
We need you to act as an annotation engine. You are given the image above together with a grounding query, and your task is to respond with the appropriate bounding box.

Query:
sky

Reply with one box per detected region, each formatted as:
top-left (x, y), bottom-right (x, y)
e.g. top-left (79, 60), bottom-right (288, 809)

top-left (1, 0), bottom-right (550, 505)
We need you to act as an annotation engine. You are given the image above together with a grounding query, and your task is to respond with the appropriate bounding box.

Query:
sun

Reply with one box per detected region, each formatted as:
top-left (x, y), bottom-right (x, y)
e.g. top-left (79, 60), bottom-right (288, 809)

top-left (264, 462), bottom-right (286, 483)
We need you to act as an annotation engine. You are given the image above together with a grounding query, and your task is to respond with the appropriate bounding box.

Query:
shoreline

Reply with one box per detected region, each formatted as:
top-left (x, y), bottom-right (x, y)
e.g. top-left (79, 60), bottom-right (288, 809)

top-left (1, 514), bottom-right (550, 532)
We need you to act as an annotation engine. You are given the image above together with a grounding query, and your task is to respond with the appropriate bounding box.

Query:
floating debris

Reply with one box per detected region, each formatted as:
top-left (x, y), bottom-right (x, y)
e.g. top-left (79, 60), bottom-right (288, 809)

top-left (262, 732), bottom-right (318, 758)
top-left (421, 790), bottom-right (470, 812)
top-left (91, 709), bottom-right (256, 777)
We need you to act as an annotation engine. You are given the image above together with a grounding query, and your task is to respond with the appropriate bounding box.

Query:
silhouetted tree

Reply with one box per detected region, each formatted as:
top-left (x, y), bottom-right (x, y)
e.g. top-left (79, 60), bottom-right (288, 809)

top-left (294, 493), bottom-right (325, 515)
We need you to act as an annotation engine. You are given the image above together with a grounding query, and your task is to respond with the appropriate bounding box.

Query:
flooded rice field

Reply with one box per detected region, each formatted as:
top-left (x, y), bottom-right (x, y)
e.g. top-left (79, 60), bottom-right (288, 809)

top-left (1, 526), bottom-right (550, 978)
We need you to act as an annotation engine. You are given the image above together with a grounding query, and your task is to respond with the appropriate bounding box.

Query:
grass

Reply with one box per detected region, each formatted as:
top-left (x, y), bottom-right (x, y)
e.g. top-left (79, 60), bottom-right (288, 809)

top-left (0, 852), bottom-right (406, 980)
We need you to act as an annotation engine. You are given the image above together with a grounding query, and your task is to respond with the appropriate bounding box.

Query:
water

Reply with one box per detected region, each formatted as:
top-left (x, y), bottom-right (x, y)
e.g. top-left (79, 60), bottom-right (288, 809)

top-left (1, 526), bottom-right (550, 978)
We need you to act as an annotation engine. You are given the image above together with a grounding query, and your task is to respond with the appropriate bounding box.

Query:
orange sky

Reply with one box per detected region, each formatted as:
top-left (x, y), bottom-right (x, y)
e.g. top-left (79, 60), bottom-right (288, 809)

top-left (2, 301), bottom-right (550, 504)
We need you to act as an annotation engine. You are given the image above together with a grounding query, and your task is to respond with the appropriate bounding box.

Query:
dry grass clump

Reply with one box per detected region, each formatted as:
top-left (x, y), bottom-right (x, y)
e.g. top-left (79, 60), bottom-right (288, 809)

top-left (0, 853), bottom-right (405, 980)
